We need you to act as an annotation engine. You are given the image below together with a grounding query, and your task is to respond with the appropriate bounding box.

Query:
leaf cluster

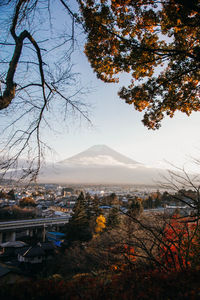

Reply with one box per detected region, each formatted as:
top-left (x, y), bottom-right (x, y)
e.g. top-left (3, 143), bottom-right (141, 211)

top-left (79, 0), bottom-right (200, 128)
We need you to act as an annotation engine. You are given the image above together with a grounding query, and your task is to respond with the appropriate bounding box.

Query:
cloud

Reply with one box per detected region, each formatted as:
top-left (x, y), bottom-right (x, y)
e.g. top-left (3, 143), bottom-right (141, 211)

top-left (66, 155), bottom-right (138, 168)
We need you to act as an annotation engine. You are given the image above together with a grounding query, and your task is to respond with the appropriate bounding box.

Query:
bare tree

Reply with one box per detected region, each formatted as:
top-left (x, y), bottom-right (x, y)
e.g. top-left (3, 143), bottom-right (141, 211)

top-left (119, 211), bottom-right (198, 271)
top-left (160, 165), bottom-right (200, 220)
top-left (0, 0), bottom-right (90, 182)
top-left (115, 166), bottom-right (200, 272)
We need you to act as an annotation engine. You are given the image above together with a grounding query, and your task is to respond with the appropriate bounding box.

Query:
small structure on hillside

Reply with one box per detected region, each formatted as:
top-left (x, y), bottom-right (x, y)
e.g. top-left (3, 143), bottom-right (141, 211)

top-left (46, 231), bottom-right (65, 246)
top-left (0, 241), bottom-right (27, 260)
top-left (17, 242), bottom-right (55, 264)
top-left (18, 246), bottom-right (45, 264)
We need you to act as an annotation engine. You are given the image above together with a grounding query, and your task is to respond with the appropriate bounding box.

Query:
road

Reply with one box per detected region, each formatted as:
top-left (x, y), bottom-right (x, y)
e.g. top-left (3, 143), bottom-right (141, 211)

top-left (0, 217), bottom-right (70, 231)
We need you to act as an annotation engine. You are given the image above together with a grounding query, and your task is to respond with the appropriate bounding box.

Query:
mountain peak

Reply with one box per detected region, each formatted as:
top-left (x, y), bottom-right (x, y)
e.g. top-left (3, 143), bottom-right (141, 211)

top-left (60, 145), bottom-right (141, 166)
top-left (87, 145), bottom-right (111, 152)
top-left (40, 145), bottom-right (167, 185)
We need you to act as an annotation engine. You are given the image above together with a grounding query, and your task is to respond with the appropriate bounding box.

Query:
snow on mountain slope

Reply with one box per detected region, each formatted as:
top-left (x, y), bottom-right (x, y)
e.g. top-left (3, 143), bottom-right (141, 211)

top-left (39, 145), bottom-right (167, 185)
top-left (59, 145), bottom-right (141, 167)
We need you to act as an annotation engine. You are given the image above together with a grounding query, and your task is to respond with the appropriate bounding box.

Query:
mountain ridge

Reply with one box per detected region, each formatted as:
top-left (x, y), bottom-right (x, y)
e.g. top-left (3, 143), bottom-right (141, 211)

top-left (38, 144), bottom-right (167, 185)
top-left (59, 144), bottom-right (141, 166)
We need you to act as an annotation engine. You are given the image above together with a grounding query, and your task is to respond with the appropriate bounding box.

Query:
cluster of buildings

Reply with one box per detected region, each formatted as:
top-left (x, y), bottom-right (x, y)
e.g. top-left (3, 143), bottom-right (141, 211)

top-left (0, 184), bottom-right (79, 218)
top-left (0, 183), bottom-right (195, 219)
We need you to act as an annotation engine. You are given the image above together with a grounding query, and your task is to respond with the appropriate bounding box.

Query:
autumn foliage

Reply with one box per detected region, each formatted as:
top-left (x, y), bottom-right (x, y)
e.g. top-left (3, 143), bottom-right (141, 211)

top-left (1, 268), bottom-right (200, 299)
top-left (159, 215), bottom-right (200, 271)
top-left (95, 214), bottom-right (106, 233)
top-left (79, 0), bottom-right (200, 129)
top-left (19, 197), bottom-right (36, 207)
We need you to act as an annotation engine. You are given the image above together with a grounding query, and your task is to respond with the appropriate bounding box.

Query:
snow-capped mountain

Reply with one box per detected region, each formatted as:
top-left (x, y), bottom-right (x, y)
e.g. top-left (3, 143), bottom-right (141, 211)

top-left (39, 145), bottom-right (168, 185)
top-left (59, 145), bottom-right (141, 167)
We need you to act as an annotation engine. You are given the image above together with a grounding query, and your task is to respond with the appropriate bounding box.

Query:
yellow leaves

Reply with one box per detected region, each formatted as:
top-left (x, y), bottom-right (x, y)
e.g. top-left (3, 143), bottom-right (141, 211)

top-left (95, 215), bottom-right (106, 233)
top-left (136, 100), bottom-right (149, 111)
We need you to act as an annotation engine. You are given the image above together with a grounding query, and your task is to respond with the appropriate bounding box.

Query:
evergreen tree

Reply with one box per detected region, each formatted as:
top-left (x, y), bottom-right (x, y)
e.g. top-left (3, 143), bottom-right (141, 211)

top-left (147, 196), bottom-right (153, 209)
top-left (128, 197), bottom-right (143, 217)
top-left (154, 196), bottom-right (162, 208)
top-left (91, 195), bottom-right (102, 218)
top-left (107, 207), bottom-right (121, 229)
top-left (87, 194), bottom-right (103, 233)
top-left (65, 192), bottom-right (92, 243)
top-left (85, 192), bottom-right (93, 220)
top-left (110, 193), bottom-right (120, 207)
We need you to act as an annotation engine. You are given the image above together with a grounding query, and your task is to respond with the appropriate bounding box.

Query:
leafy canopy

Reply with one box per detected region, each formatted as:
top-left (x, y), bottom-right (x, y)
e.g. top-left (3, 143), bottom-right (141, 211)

top-left (78, 0), bottom-right (200, 129)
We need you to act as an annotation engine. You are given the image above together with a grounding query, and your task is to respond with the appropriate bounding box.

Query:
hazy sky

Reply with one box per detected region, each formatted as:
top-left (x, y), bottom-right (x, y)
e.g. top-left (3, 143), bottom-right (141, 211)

top-left (44, 44), bottom-right (200, 173)
top-left (3, 1), bottom-right (200, 174)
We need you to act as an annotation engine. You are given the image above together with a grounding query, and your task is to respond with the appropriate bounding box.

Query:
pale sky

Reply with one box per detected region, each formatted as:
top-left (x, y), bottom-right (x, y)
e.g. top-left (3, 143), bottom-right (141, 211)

top-left (3, 1), bottom-right (200, 175)
top-left (43, 46), bottom-right (200, 174)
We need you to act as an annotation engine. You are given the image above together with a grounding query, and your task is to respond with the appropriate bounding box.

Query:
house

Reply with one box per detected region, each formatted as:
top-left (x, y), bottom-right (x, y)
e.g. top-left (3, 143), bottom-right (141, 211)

top-left (17, 246), bottom-right (45, 264)
top-left (17, 242), bottom-right (55, 264)
top-left (0, 241), bottom-right (27, 260)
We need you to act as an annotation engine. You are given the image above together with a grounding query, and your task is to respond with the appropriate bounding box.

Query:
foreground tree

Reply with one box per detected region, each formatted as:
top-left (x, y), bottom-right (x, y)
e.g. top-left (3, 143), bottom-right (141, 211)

top-left (159, 214), bottom-right (200, 270)
top-left (0, 0), bottom-right (90, 180)
top-left (116, 164), bottom-right (200, 271)
top-left (79, 0), bottom-right (200, 129)
top-left (65, 192), bottom-right (92, 244)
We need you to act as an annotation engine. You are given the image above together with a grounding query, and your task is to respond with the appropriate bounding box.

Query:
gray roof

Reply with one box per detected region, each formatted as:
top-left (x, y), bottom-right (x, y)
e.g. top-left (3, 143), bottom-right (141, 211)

top-left (18, 246), bottom-right (45, 258)
top-left (0, 241), bottom-right (27, 248)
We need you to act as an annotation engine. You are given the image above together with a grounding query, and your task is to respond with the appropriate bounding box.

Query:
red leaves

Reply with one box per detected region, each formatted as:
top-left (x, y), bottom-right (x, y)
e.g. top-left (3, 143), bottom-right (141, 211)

top-left (123, 244), bottom-right (136, 262)
top-left (159, 216), bottom-right (199, 271)
top-left (2, 267), bottom-right (200, 299)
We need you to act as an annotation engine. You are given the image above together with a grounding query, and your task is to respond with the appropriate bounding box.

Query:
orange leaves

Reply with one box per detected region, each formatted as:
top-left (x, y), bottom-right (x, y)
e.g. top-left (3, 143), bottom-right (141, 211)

top-left (136, 100), bottom-right (149, 111)
top-left (123, 244), bottom-right (136, 262)
top-left (177, 19), bottom-right (182, 25)
top-left (111, 0), bottom-right (131, 8)
top-left (79, 0), bottom-right (200, 129)
top-left (109, 244), bottom-right (137, 273)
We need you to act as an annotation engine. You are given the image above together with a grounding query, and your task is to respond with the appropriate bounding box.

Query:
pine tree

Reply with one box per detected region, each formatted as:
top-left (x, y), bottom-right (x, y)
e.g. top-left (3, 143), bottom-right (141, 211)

top-left (85, 192), bottom-right (93, 220)
top-left (128, 197), bottom-right (143, 217)
top-left (107, 207), bottom-right (121, 229)
top-left (65, 192), bottom-right (92, 243)
top-left (91, 195), bottom-right (102, 219)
